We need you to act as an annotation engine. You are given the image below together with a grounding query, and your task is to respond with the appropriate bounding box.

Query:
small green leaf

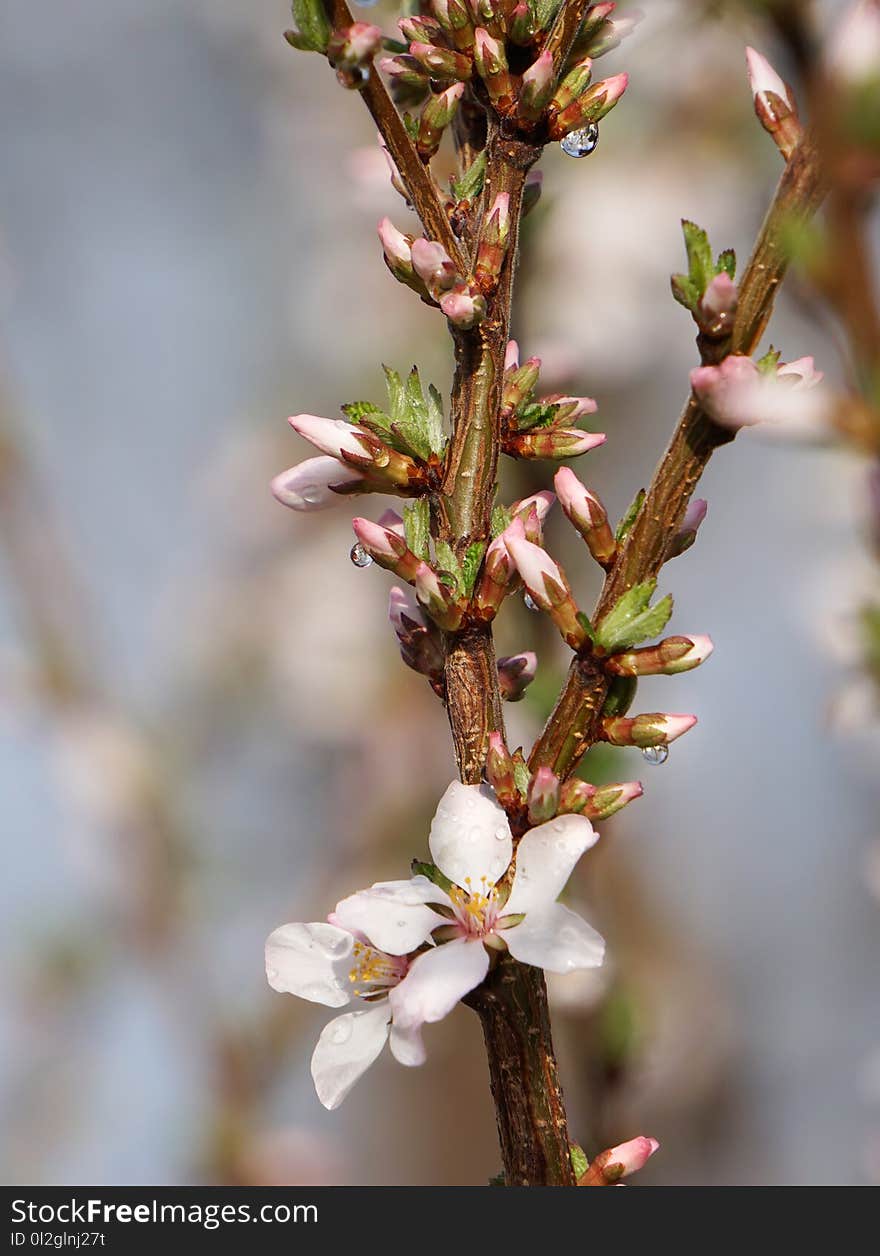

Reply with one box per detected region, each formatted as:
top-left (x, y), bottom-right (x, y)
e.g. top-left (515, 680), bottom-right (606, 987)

top-left (289, 0), bottom-right (330, 52)
top-left (530, 0), bottom-right (564, 29)
top-left (576, 611), bottom-right (597, 645)
top-left (451, 150), bottom-right (487, 203)
top-left (402, 112), bottom-right (419, 141)
top-left (403, 499), bottom-right (431, 561)
top-left (434, 540), bottom-right (463, 593)
top-left (601, 675), bottom-right (637, 718)
top-left (491, 504), bottom-right (513, 537)
top-left (757, 346), bottom-right (781, 375)
top-left (671, 272), bottom-right (700, 313)
top-left (716, 248), bottom-right (737, 279)
top-left (383, 365), bottom-right (406, 425)
top-left (341, 400), bottom-right (386, 426)
top-left (426, 384), bottom-right (446, 455)
top-left (411, 859), bottom-right (455, 895)
top-left (615, 488), bottom-right (645, 543)
top-left (595, 579), bottom-right (674, 652)
top-left (512, 757), bottom-right (530, 799)
top-left (682, 220), bottom-right (714, 293)
top-left (460, 540), bottom-right (487, 596)
top-left (570, 1145), bottom-right (589, 1179)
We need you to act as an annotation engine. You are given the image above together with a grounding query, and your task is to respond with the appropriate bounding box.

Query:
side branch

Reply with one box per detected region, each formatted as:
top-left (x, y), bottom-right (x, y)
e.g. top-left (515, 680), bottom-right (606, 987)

top-left (329, 0), bottom-right (466, 270)
top-left (530, 135), bottom-right (828, 779)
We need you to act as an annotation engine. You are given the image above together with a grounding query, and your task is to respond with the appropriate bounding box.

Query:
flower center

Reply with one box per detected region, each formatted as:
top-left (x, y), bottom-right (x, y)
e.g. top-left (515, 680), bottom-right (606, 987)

top-left (348, 942), bottom-right (408, 999)
top-left (448, 877), bottom-right (500, 938)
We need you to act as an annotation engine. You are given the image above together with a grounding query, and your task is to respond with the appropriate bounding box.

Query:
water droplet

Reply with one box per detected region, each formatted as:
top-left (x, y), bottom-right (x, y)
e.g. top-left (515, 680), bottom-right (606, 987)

top-left (495, 824), bottom-right (509, 842)
top-left (396, 919), bottom-right (408, 928)
top-left (560, 124), bottom-right (600, 159)
top-left (329, 1018), bottom-right (353, 1045)
top-left (523, 592), bottom-right (539, 612)
top-left (642, 744), bottom-right (669, 766)
top-left (350, 542), bottom-right (373, 568)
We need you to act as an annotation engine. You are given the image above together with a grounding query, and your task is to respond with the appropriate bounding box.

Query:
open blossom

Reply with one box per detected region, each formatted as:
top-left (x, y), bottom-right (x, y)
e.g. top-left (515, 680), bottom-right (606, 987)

top-left (333, 782), bottom-right (605, 1043)
top-left (265, 919), bottom-right (427, 1109)
top-left (690, 354), bottom-right (827, 433)
top-left (271, 456), bottom-right (364, 511)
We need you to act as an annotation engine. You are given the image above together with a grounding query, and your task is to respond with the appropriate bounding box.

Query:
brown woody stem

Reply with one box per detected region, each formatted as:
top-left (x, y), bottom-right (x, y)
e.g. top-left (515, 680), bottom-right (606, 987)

top-left (530, 136), bottom-right (828, 779)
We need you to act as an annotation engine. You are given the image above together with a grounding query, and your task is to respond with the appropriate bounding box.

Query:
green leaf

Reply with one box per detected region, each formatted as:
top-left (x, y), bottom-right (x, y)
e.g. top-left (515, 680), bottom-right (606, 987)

top-left (341, 400), bottom-right (386, 426)
top-left (512, 757), bottom-right (530, 799)
top-left (434, 540), bottom-right (463, 593)
top-left (403, 499), bottom-right (431, 561)
top-left (682, 219), bottom-right (714, 294)
top-left (576, 611), bottom-right (597, 645)
top-left (570, 1145), bottom-right (589, 1179)
top-left (757, 346), bottom-right (781, 375)
top-left (451, 150), bottom-right (487, 203)
top-left (426, 384), bottom-right (446, 455)
top-left (289, 0), bottom-right (330, 52)
top-left (716, 248), bottom-right (737, 279)
top-left (595, 579), bottom-right (674, 653)
top-left (530, 0), bottom-right (564, 29)
top-left (670, 272), bottom-right (700, 313)
top-left (601, 675), bottom-right (637, 718)
top-left (491, 504), bottom-right (513, 537)
top-left (615, 488), bottom-right (645, 543)
top-left (411, 859), bottom-right (455, 896)
top-left (460, 541), bottom-right (487, 596)
top-left (402, 112), bottom-right (420, 142)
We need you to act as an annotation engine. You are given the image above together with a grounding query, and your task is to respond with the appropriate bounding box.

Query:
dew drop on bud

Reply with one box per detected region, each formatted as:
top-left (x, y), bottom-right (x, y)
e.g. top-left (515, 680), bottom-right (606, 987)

top-left (523, 592), bottom-right (539, 612)
top-left (642, 744), bottom-right (669, 766)
top-left (350, 542), bottom-right (373, 568)
top-left (560, 124), bottom-right (600, 159)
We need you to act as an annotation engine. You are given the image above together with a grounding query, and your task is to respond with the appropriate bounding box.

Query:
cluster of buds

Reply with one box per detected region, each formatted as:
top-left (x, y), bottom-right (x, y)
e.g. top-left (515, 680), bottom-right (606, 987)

top-left (474, 489), bottom-right (554, 618)
top-left (671, 220), bottom-right (738, 339)
top-left (501, 341), bottom-right (605, 460)
top-left (746, 47), bottom-right (803, 161)
top-left (272, 413), bottom-right (428, 512)
top-left (379, 0), bottom-right (634, 137)
top-left (378, 221), bottom-right (487, 328)
top-left (485, 733), bottom-right (643, 825)
top-left (388, 585), bottom-right (446, 692)
top-left (326, 23), bottom-right (382, 90)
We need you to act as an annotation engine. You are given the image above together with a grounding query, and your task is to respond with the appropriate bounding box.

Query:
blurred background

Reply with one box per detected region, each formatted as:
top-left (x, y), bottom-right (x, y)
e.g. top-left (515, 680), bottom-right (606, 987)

top-left (1, 0), bottom-right (878, 1186)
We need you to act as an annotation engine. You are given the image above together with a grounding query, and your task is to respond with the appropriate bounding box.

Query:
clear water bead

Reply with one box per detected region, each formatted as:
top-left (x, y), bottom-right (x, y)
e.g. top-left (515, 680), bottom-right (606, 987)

top-left (523, 592), bottom-right (539, 612)
top-left (642, 744), bottom-right (669, 766)
top-left (350, 542), bottom-right (373, 568)
top-left (560, 124), bottom-right (600, 159)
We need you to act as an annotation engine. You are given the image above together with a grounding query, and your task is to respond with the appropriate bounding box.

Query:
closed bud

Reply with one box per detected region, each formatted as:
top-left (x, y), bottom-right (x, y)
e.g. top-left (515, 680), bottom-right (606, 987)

top-left (550, 73), bottom-right (629, 138)
top-left (505, 339), bottom-right (519, 371)
top-left (288, 414), bottom-right (418, 488)
top-left (271, 456), bottom-right (365, 512)
top-left (389, 585), bottom-right (447, 681)
top-left (528, 766), bottom-right (561, 824)
top-left (606, 634), bottom-right (714, 678)
top-left (399, 15), bottom-right (444, 44)
top-left (411, 237), bottom-right (459, 296)
top-left (554, 466), bottom-right (617, 568)
top-left (469, 0), bottom-right (504, 37)
top-left (485, 732), bottom-right (519, 805)
top-left (559, 779), bottom-right (643, 821)
top-left (497, 651), bottom-right (537, 701)
top-left (414, 562), bottom-right (465, 630)
top-left (378, 217), bottom-right (428, 295)
top-left (549, 56), bottom-right (593, 118)
top-left (502, 356), bottom-right (541, 412)
top-left (417, 82), bottom-right (465, 160)
top-left (696, 271), bottom-right (738, 336)
top-left (432, 0), bottom-right (476, 51)
top-left (327, 23), bottom-right (382, 88)
top-left (379, 55), bottom-right (432, 107)
top-left (475, 192), bottom-right (511, 288)
top-left (519, 49), bottom-right (555, 120)
top-left (473, 29), bottom-right (514, 110)
top-left (601, 712), bottom-right (698, 748)
top-left (505, 428), bottom-right (607, 459)
top-left (745, 47), bottom-right (802, 160)
top-left (474, 531), bottom-right (518, 617)
top-left (352, 517), bottom-right (423, 581)
top-left (580, 1136), bottom-right (659, 1185)
top-left (440, 284), bottom-right (487, 328)
top-left (505, 526), bottom-right (588, 650)
top-left (408, 41), bottom-right (473, 83)
top-left (511, 489), bottom-right (555, 541)
top-left (509, 2), bottom-right (537, 45)
top-left (667, 498), bottom-right (707, 559)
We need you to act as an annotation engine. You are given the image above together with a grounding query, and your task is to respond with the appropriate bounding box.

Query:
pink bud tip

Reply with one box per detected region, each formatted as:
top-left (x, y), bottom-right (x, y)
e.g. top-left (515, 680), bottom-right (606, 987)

top-left (603, 71), bottom-right (629, 103)
top-left (288, 413), bottom-right (368, 461)
top-left (619, 781), bottom-right (643, 803)
top-left (511, 489), bottom-right (556, 523)
top-left (662, 713), bottom-right (698, 742)
top-left (605, 1135), bottom-right (660, 1177)
top-left (686, 634), bottom-right (714, 663)
top-left (505, 340), bottom-right (519, 371)
top-left (377, 217), bottom-right (412, 265)
top-left (682, 498), bottom-right (708, 531)
top-left (352, 516), bottom-right (398, 560)
top-left (745, 46), bottom-right (792, 107)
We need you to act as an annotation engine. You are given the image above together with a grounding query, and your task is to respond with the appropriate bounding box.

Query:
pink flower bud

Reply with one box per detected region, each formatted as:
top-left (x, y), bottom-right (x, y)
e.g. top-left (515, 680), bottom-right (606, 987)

top-left (554, 466), bottom-right (617, 568)
top-left (745, 47), bottom-right (802, 157)
top-left (414, 562), bottom-right (464, 630)
top-left (582, 1136), bottom-right (659, 1184)
top-left (505, 531), bottom-right (587, 649)
top-left (485, 731), bottom-right (519, 805)
top-left (378, 217), bottom-right (413, 270)
top-left (691, 355), bottom-right (826, 430)
top-left (511, 489), bottom-right (556, 532)
top-left (347, 23), bottom-right (383, 61)
top-left (505, 339), bottom-right (519, 371)
top-left (289, 414), bottom-right (372, 462)
top-left (506, 429), bottom-right (606, 459)
top-left (551, 72), bottom-right (628, 136)
top-left (270, 456), bottom-right (364, 511)
top-left (497, 651), bottom-right (537, 701)
top-left (606, 634), bottom-right (714, 677)
top-left (388, 585), bottom-right (446, 681)
top-left (602, 713), bottom-right (698, 748)
top-left (519, 48), bottom-right (555, 117)
top-left (411, 238), bottom-right (457, 292)
top-left (667, 497), bottom-right (708, 560)
top-left (439, 286), bottom-right (486, 328)
top-left (697, 271), bottom-right (738, 333)
top-left (745, 46), bottom-right (793, 110)
top-left (527, 766), bottom-right (560, 823)
top-left (352, 517), bottom-right (422, 581)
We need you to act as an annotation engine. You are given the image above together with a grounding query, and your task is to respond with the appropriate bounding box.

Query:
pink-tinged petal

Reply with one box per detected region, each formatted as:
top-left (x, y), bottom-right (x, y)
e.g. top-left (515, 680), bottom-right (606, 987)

top-left (659, 713), bottom-right (698, 741)
top-left (606, 1135), bottom-right (660, 1176)
top-left (333, 878), bottom-right (450, 955)
top-left (265, 922), bottom-right (354, 1007)
top-left (270, 457), bottom-right (364, 511)
top-left (310, 1003), bottom-right (391, 1110)
top-left (746, 46), bottom-right (792, 107)
top-left (428, 781), bottom-right (513, 889)
top-left (288, 414), bottom-right (369, 460)
top-left (388, 1020), bottom-right (427, 1067)
top-left (377, 216), bottom-right (412, 267)
top-left (505, 814), bottom-right (598, 916)
top-left (511, 489), bottom-right (556, 525)
top-left (389, 936), bottom-right (489, 1029)
top-left (504, 531), bottom-right (564, 603)
top-left (503, 902), bottom-right (605, 973)
top-left (778, 356), bottom-right (824, 387)
top-left (504, 339), bottom-right (519, 371)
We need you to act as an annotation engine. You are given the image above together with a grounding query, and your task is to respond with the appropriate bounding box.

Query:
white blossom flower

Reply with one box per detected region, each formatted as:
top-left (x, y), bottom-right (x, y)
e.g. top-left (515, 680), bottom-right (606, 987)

top-left (333, 782), bottom-right (605, 1042)
top-left (265, 919), bottom-right (427, 1109)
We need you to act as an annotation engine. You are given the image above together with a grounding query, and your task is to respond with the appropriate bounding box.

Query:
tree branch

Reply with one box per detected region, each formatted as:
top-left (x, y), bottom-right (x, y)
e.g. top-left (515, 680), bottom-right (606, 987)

top-left (529, 135), bottom-right (828, 779)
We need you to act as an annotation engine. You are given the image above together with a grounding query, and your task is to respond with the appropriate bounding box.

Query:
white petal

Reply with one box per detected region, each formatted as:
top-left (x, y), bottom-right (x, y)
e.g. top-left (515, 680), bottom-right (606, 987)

top-left (333, 878), bottom-right (449, 955)
top-left (389, 937), bottom-right (489, 1029)
top-left (503, 903), bottom-right (605, 973)
top-left (265, 922), bottom-right (353, 1007)
top-left (428, 781), bottom-right (512, 889)
top-left (505, 814), bottom-right (597, 916)
top-left (310, 1003), bottom-right (391, 1110)
top-left (389, 1020), bottom-right (427, 1067)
